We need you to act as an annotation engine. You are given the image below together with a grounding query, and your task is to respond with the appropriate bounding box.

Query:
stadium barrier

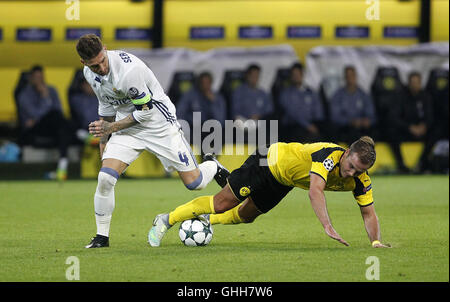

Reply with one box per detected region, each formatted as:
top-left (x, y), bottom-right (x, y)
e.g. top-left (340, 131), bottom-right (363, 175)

top-left (78, 142), bottom-right (424, 179)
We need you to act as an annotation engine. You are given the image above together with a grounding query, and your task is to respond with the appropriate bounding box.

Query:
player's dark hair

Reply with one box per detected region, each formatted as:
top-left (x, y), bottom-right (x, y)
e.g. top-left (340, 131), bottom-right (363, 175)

top-left (196, 71), bottom-right (213, 88)
top-left (76, 34), bottom-right (104, 61)
top-left (198, 71), bottom-right (212, 81)
top-left (344, 65), bottom-right (356, 74)
top-left (349, 136), bottom-right (376, 167)
top-left (290, 62), bottom-right (304, 73)
top-left (246, 63), bottom-right (261, 74)
top-left (30, 65), bottom-right (43, 74)
top-left (408, 71), bottom-right (421, 82)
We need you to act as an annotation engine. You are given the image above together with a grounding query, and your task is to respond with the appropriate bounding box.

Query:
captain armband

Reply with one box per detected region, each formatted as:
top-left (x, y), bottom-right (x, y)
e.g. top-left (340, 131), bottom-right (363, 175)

top-left (128, 87), bottom-right (152, 111)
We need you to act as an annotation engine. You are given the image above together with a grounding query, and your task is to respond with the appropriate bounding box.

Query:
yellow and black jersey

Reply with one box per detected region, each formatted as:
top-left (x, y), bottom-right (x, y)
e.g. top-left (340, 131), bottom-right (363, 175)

top-left (267, 142), bottom-right (373, 207)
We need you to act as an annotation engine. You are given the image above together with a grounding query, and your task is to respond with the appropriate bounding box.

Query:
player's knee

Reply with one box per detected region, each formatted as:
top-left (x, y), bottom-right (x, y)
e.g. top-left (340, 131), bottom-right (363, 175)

top-left (241, 216), bottom-right (257, 223)
top-left (97, 169), bottom-right (119, 195)
top-left (213, 187), bottom-right (239, 213)
top-left (213, 199), bottom-right (236, 214)
top-left (183, 170), bottom-right (205, 191)
top-left (238, 206), bottom-right (261, 224)
top-left (184, 182), bottom-right (202, 191)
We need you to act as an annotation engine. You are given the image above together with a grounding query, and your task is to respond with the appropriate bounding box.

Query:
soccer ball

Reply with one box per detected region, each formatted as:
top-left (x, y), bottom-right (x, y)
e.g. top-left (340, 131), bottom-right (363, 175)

top-left (179, 218), bottom-right (213, 246)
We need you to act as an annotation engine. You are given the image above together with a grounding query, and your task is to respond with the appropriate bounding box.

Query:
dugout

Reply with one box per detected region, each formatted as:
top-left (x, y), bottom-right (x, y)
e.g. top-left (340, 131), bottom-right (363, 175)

top-left (0, 0), bottom-right (448, 179)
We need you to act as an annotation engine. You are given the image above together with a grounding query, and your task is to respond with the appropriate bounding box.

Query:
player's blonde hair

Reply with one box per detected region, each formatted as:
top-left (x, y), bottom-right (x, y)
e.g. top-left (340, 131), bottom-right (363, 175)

top-left (349, 136), bottom-right (376, 167)
top-left (76, 34), bottom-right (104, 61)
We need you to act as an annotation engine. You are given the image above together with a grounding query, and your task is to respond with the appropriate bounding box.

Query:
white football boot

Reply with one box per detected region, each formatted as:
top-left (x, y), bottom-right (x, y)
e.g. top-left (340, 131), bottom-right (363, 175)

top-left (197, 214), bottom-right (211, 226)
top-left (148, 213), bottom-right (171, 247)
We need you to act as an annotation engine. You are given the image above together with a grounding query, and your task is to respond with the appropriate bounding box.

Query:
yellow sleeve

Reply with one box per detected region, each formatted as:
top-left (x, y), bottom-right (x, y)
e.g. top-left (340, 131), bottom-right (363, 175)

top-left (353, 172), bottom-right (374, 207)
top-left (310, 160), bottom-right (330, 182)
top-left (310, 148), bottom-right (342, 183)
top-left (310, 154), bottom-right (339, 183)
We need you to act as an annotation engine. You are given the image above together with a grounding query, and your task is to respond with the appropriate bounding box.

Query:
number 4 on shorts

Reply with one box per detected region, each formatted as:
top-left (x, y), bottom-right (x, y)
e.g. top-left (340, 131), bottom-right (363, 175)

top-left (178, 152), bottom-right (189, 166)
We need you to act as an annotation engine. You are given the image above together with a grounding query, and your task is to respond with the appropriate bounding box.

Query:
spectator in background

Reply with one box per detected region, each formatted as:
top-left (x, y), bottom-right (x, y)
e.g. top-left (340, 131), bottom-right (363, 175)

top-left (401, 72), bottom-right (434, 173)
top-left (17, 65), bottom-right (73, 180)
top-left (329, 66), bottom-right (376, 145)
top-left (278, 62), bottom-right (324, 143)
top-left (231, 64), bottom-right (273, 126)
top-left (177, 71), bottom-right (227, 127)
top-left (69, 77), bottom-right (99, 145)
top-left (176, 72), bottom-right (227, 152)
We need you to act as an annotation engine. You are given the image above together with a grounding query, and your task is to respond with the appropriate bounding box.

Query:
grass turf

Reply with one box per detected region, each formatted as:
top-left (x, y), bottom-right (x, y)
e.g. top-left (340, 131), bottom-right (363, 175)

top-left (0, 175), bottom-right (448, 282)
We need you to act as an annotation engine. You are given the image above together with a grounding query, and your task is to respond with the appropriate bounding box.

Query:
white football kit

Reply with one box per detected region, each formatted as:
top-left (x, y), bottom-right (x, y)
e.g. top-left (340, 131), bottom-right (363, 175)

top-left (83, 50), bottom-right (197, 172)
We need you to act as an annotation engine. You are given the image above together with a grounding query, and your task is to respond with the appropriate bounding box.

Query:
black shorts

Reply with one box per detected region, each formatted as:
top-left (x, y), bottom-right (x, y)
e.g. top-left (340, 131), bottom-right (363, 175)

top-left (227, 151), bottom-right (293, 213)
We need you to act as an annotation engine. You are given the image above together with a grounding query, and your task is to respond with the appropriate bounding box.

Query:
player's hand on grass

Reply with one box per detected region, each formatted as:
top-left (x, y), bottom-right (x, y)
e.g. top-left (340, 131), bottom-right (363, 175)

top-left (372, 241), bottom-right (392, 248)
top-left (89, 120), bottom-right (113, 137)
top-left (324, 225), bottom-right (349, 246)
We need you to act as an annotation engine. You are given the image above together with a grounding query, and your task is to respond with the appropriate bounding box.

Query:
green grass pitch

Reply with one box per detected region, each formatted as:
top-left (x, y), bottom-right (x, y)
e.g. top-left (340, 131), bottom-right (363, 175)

top-left (0, 175), bottom-right (448, 282)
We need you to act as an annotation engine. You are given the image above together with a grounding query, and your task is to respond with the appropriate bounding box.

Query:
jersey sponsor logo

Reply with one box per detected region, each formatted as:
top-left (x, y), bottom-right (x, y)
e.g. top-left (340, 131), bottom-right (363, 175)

top-left (239, 186), bottom-right (251, 197)
top-left (323, 158), bottom-right (335, 171)
top-left (104, 95), bottom-right (131, 105)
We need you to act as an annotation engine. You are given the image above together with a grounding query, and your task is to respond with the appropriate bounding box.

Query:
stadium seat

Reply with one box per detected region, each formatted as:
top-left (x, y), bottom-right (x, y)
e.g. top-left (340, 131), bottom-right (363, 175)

top-left (370, 66), bottom-right (405, 138)
top-left (371, 66), bottom-right (404, 97)
top-left (168, 71), bottom-right (195, 107)
top-left (270, 67), bottom-right (291, 120)
top-left (68, 68), bottom-right (85, 97)
top-left (426, 68), bottom-right (449, 98)
top-left (425, 68), bottom-right (449, 149)
top-left (219, 69), bottom-right (245, 120)
top-left (319, 74), bottom-right (344, 123)
top-left (67, 68), bottom-right (86, 128)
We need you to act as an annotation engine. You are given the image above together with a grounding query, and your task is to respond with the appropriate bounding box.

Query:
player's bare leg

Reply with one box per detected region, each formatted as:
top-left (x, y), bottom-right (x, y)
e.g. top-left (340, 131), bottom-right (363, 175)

top-left (85, 158), bottom-right (128, 248)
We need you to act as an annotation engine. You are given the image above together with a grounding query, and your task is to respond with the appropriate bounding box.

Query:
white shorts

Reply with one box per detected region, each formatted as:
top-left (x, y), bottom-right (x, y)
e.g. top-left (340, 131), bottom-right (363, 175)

top-left (102, 128), bottom-right (198, 172)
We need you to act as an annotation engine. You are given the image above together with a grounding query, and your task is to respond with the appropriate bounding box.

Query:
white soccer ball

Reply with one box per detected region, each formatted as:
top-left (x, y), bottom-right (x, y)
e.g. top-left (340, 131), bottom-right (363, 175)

top-left (179, 218), bottom-right (213, 246)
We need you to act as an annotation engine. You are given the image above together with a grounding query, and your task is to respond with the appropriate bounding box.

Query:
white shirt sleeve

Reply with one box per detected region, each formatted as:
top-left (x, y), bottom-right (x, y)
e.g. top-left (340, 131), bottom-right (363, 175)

top-left (83, 67), bottom-right (116, 118)
top-left (121, 65), bottom-right (153, 123)
top-left (96, 91), bottom-right (117, 118)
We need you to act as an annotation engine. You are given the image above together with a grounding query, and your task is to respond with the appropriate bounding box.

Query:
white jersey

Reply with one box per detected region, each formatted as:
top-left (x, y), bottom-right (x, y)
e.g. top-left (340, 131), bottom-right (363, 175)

top-left (83, 50), bottom-right (179, 139)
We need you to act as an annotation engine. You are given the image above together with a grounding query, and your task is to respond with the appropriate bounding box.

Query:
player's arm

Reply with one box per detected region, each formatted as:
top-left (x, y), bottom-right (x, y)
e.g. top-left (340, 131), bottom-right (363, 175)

top-left (89, 67), bottom-right (154, 137)
top-left (309, 173), bottom-right (349, 246)
top-left (360, 204), bottom-right (391, 248)
top-left (98, 116), bottom-right (115, 158)
top-left (89, 114), bottom-right (137, 138)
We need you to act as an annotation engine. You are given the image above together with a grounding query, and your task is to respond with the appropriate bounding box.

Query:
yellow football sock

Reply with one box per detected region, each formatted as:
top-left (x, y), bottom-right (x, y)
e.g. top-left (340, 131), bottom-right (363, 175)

top-left (169, 195), bottom-right (215, 225)
top-left (209, 204), bottom-right (244, 225)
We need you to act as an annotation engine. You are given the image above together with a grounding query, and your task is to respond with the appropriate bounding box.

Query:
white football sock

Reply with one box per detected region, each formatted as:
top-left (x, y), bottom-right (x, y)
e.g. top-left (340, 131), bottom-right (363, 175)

top-left (192, 161), bottom-right (218, 190)
top-left (94, 170), bottom-right (118, 237)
